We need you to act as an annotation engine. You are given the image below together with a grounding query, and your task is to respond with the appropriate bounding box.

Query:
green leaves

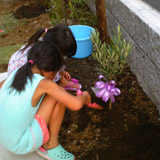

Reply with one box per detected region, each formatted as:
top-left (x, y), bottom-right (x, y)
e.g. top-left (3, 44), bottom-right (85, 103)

top-left (91, 26), bottom-right (132, 81)
top-left (47, 0), bottom-right (64, 25)
top-left (46, 0), bottom-right (97, 26)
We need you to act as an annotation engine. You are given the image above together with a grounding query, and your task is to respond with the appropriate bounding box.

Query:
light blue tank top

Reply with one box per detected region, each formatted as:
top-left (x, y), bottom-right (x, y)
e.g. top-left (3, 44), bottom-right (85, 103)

top-left (0, 69), bottom-right (45, 154)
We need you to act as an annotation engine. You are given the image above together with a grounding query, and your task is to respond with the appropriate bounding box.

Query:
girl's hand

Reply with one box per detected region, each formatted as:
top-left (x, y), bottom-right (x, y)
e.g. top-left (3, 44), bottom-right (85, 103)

top-left (62, 71), bottom-right (71, 80)
top-left (83, 91), bottom-right (91, 105)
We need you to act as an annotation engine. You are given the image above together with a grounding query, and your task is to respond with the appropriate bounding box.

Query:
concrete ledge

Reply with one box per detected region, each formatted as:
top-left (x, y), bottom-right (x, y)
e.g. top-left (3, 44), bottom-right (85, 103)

top-left (0, 145), bottom-right (44, 160)
top-left (86, 0), bottom-right (160, 112)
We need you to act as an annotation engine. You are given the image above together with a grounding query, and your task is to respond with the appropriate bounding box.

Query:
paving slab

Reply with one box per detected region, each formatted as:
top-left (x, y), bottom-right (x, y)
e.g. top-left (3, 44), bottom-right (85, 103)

top-left (0, 145), bottom-right (45, 160)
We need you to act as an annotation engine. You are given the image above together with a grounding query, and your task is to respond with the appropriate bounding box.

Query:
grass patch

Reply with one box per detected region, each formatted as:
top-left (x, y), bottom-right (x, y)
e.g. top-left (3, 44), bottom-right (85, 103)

top-left (0, 44), bottom-right (24, 64)
top-left (0, 13), bottom-right (20, 36)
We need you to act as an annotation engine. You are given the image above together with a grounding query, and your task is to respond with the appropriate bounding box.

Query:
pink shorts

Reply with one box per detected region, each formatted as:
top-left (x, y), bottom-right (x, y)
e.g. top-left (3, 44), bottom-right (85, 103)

top-left (35, 114), bottom-right (49, 144)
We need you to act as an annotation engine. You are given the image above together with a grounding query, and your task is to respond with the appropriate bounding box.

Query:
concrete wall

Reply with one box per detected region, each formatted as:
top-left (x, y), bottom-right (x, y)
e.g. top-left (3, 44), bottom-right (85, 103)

top-left (86, 0), bottom-right (160, 112)
top-left (142, 0), bottom-right (160, 12)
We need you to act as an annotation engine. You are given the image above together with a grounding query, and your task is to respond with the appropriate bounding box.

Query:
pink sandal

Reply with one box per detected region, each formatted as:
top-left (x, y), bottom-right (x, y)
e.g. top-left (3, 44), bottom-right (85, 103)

top-left (64, 78), bottom-right (82, 91)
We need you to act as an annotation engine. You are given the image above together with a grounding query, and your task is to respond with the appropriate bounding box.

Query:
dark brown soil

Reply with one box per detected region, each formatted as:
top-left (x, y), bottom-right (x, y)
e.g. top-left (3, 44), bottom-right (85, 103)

top-left (1, 1), bottom-right (160, 160)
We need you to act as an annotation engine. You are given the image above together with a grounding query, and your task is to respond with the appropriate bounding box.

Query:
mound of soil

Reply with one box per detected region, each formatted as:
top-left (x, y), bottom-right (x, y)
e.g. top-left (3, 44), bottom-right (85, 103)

top-left (14, 3), bottom-right (47, 19)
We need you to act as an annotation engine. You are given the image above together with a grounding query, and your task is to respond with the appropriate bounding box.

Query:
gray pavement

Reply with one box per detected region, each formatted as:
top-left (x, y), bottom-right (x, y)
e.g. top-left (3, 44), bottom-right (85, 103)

top-left (0, 145), bottom-right (45, 160)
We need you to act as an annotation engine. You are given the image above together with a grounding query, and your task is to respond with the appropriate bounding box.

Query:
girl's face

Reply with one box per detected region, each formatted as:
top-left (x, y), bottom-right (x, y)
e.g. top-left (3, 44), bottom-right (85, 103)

top-left (42, 70), bottom-right (57, 80)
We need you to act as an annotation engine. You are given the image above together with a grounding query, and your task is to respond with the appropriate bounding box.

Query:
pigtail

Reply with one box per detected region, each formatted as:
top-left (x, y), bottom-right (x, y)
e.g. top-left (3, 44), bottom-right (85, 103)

top-left (22, 28), bottom-right (45, 51)
top-left (10, 62), bottom-right (33, 92)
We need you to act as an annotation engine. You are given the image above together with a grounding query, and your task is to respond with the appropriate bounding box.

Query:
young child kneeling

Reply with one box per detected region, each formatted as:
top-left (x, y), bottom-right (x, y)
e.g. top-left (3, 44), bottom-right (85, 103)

top-left (0, 42), bottom-right (91, 160)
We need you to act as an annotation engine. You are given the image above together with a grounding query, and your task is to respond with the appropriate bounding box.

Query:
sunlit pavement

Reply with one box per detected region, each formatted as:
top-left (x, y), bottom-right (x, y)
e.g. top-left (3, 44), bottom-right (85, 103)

top-left (0, 145), bottom-right (44, 160)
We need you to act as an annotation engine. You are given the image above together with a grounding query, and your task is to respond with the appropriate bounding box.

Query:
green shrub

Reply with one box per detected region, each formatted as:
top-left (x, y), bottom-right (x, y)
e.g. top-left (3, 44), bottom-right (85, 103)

top-left (46, 0), bottom-right (97, 26)
top-left (91, 25), bottom-right (132, 81)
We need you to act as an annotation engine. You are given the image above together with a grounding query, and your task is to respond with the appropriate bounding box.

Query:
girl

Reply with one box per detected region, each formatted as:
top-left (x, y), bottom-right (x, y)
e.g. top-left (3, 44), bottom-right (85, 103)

top-left (0, 42), bottom-right (91, 160)
top-left (7, 23), bottom-right (81, 90)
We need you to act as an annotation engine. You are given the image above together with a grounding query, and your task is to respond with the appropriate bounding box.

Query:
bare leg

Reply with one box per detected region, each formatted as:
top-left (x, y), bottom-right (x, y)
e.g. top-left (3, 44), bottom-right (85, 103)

top-left (36, 94), bottom-right (66, 149)
top-left (43, 102), bottom-right (65, 149)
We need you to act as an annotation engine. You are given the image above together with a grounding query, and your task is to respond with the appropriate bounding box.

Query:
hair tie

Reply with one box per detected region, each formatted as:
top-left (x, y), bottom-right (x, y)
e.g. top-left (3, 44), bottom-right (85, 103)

top-left (45, 28), bottom-right (48, 33)
top-left (28, 60), bottom-right (34, 65)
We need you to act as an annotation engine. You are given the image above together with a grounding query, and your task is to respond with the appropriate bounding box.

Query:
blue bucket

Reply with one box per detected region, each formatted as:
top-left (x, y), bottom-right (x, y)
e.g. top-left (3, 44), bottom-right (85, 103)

top-left (69, 25), bottom-right (95, 59)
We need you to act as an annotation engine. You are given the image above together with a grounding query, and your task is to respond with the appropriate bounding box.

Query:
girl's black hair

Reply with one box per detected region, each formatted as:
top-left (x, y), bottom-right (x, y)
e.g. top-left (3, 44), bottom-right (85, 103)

top-left (22, 23), bottom-right (77, 57)
top-left (11, 42), bottom-right (63, 93)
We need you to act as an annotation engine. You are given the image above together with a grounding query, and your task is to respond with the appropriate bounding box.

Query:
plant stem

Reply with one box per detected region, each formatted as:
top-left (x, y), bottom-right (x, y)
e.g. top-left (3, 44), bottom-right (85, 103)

top-left (109, 99), bottom-right (112, 110)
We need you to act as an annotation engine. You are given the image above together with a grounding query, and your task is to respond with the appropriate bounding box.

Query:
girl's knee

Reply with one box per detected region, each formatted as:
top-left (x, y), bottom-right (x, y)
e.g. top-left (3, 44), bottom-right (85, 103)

top-left (52, 102), bottom-right (66, 118)
top-left (54, 102), bottom-right (66, 112)
top-left (45, 94), bottom-right (56, 102)
top-left (36, 95), bottom-right (57, 122)
top-left (43, 95), bottom-right (66, 111)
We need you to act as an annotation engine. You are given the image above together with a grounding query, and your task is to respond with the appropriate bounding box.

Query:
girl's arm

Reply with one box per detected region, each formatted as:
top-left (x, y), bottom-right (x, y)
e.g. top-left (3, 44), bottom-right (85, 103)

top-left (39, 79), bottom-right (91, 111)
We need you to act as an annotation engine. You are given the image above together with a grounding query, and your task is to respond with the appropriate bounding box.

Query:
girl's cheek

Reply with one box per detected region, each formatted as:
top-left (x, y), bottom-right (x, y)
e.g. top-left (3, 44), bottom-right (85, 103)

top-left (50, 76), bottom-right (54, 80)
top-left (50, 73), bottom-right (56, 80)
